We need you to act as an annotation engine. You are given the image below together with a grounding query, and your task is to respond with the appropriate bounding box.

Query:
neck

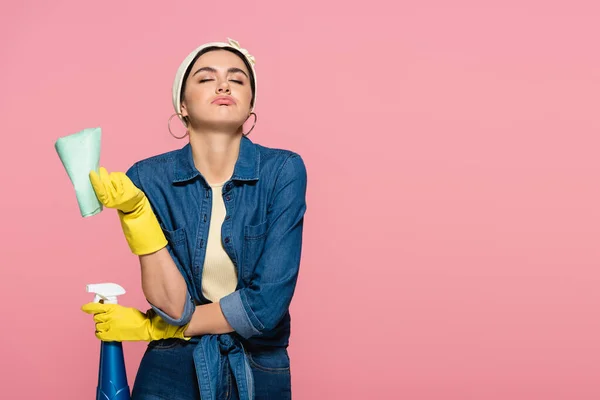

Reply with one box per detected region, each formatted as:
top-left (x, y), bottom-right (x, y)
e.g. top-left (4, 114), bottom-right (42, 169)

top-left (188, 128), bottom-right (242, 185)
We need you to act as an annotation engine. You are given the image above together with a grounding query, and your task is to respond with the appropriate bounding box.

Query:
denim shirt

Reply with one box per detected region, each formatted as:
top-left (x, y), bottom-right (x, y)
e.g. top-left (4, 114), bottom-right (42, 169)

top-left (125, 135), bottom-right (307, 399)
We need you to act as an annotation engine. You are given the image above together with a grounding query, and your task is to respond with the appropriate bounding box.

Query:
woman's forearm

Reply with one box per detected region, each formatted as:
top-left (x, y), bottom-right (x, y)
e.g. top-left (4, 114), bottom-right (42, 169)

top-left (183, 302), bottom-right (234, 336)
top-left (139, 247), bottom-right (188, 320)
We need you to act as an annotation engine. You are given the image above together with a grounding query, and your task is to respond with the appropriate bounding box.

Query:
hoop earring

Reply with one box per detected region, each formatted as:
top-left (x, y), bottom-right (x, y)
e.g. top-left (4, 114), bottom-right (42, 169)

top-left (243, 112), bottom-right (257, 137)
top-left (168, 113), bottom-right (189, 139)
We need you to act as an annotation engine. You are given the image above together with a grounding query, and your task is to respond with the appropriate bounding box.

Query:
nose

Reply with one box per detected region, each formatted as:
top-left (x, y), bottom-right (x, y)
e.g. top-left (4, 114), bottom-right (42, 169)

top-left (216, 80), bottom-right (231, 94)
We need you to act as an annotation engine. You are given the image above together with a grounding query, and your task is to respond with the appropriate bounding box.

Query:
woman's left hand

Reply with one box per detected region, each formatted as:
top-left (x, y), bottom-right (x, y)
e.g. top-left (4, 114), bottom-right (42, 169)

top-left (81, 302), bottom-right (153, 342)
top-left (81, 302), bottom-right (190, 342)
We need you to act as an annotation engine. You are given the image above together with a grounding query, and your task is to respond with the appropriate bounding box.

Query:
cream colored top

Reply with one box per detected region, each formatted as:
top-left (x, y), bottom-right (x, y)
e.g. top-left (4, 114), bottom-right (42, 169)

top-left (201, 179), bottom-right (238, 302)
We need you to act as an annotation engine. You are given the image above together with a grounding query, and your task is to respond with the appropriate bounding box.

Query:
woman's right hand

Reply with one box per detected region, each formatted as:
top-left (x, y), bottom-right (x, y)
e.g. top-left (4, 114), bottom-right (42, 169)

top-left (89, 166), bottom-right (168, 256)
top-left (89, 167), bottom-right (146, 213)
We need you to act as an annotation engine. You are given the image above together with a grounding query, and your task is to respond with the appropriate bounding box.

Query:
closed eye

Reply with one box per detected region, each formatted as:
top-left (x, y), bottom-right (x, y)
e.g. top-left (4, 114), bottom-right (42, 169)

top-left (199, 79), bottom-right (243, 84)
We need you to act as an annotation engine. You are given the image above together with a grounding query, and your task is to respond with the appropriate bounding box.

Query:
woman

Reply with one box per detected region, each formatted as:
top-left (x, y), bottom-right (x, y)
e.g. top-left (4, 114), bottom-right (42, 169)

top-left (81, 38), bottom-right (308, 400)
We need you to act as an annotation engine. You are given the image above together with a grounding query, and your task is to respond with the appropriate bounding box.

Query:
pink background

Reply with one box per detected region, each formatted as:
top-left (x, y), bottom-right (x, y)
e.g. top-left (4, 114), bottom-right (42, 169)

top-left (1, 0), bottom-right (599, 398)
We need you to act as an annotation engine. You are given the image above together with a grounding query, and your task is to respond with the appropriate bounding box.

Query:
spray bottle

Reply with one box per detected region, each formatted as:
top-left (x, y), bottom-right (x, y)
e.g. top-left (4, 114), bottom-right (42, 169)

top-left (55, 128), bottom-right (130, 398)
top-left (86, 283), bottom-right (131, 400)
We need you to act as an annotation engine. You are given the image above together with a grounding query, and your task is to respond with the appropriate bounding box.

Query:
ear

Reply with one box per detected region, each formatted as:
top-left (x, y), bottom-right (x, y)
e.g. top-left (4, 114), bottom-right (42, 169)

top-left (180, 101), bottom-right (188, 118)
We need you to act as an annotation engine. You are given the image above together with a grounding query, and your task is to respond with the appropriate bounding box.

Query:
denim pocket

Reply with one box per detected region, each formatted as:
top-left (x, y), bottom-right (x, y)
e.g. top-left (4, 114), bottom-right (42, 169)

top-left (161, 226), bottom-right (189, 268)
top-left (162, 226), bottom-right (186, 247)
top-left (247, 347), bottom-right (290, 373)
top-left (244, 220), bottom-right (268, 240)
top-left (241, 221), bottom-right (268, 284)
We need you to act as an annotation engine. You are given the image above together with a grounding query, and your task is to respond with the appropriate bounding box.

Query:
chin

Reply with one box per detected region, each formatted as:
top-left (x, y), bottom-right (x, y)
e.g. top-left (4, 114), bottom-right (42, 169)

top-left (196, 116), bottom-right (245, 130)
top-left (190, 107), bottom-right (245, 127)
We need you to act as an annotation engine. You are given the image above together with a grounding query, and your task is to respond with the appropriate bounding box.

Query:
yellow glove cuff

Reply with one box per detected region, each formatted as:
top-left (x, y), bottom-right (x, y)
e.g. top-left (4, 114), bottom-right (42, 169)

top-left (118, 197), bottom-right (168, 256)
top-left (147, 309), bottom-right (192, 341)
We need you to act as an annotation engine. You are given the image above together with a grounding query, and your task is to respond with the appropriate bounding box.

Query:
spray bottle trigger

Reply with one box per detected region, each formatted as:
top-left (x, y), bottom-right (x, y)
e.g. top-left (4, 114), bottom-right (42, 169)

top-left (93, 293), bottom-right (107, 303)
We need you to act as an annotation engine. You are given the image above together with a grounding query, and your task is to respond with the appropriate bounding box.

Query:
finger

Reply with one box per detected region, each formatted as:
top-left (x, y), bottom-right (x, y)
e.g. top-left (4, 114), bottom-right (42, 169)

top-left (81, 302), bottom-right (106, 314)
top-left (96, 324), bottom-right (117, 342)
top-left (105, 171), bottom-right (119, 199)
top-left (99, 167), bottom-right (113, 195)
top-left (96, 331), bottom-right (114, 342)
top-left (89, 170), bottom-right (99, 185)
top-left (98, 166), bottom-right (109, 181)
top-left (81, 302), bottom-right (114, 315)
top-left (114, 172), bottom-right (124, 197)
top-left (100, 167), bottom-right (113, 189)
top-left (96, 321), bottom-right (110, 334)
top-left (93, 313), bottom-right (109, 324)
top-left (89, 170), bottom-right (106, 200)
top-left (94, 167), bottom-right (113, 204)
top-left (103, 168), bottom-right (122, 206)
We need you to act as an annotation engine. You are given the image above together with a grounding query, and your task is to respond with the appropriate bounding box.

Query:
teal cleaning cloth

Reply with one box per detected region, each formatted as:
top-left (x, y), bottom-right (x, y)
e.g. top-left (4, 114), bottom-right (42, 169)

top-left (55, 127), bottom-right (103, 217)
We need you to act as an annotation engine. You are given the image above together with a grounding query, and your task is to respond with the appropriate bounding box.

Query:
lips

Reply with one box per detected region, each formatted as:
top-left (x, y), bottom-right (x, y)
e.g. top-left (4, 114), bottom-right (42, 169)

top-left (212, 96), bottom-right (235, 105)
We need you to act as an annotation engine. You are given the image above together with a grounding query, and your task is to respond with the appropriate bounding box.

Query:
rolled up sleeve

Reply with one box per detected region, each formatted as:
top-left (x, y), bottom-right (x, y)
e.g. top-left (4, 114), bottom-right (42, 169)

top-left (148, 291), bottom-right (195, 326)
top-left (220, 154), bottom-right (307, 339)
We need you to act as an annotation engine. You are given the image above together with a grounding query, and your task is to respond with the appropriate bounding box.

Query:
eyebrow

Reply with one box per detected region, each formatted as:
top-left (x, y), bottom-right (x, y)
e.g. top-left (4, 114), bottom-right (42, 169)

top-left (192, 67), bottom-right (248, 78)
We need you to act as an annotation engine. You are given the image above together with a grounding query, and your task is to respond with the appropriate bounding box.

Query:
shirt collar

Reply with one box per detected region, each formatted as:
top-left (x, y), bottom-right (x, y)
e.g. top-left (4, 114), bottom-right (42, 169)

top-left (173, 135), bottom-right (260, 184)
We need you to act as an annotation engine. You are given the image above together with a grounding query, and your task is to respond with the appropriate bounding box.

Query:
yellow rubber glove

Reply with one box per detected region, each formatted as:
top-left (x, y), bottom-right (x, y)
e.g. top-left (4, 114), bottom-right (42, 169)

top-left (89, 167), bottom-right (168, 255)
top-left (81, 302), bottom-right (191, 342)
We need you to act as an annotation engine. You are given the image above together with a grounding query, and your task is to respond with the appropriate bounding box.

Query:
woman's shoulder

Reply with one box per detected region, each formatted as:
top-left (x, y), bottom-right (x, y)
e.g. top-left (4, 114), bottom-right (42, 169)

top-left (125, 147), bottom-right (183, 188)
top-left (131, 147), bottom-right (181, 169)
top-left (254, 141), bottom-right (305, 171)
top-left (253, 141), bottom-right (307, 187)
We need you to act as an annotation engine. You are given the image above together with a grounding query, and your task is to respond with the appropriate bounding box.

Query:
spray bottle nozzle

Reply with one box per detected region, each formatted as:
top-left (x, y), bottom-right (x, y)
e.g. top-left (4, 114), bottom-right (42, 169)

top-left (86, 283), bottom-right (126, 304)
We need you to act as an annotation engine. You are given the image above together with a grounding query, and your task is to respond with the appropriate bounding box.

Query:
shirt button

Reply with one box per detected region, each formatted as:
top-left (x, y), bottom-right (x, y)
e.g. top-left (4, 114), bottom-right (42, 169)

top-left (225, 215), bottom-right (230, 220)
top-left (203, 214), bottom-right (207, 222)
top-left (225, 195), bottom-right (231, 201)
top-left (225, 184), bottom-right (231, 191)
top-left (224, 237), bottom-right (230, 243)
